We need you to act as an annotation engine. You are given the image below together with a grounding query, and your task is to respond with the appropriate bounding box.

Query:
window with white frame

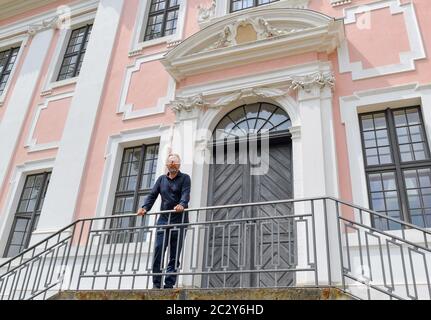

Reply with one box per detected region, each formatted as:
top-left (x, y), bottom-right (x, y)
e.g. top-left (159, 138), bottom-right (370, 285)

top-left (4, 172), bottom-right (51, 258)
top-left (0, 46), bottom-right (20, 96)
top-left (57, 24), bottom-right (93, 81)
top-left (143, 0), bottom-right (180, 41)
top-left (359, 106), bottom-right (431, 230)
top-left (230, 0), bottom-right (279, 12)
top-left (108, 144), bottom-right (159, 243)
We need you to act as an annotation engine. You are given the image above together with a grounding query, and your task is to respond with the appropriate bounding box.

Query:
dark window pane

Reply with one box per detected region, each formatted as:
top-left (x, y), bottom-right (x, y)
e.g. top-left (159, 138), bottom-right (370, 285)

top-left (394, 110), bottom-right (408, 127)
top-left (371, 192), bottom-right (385, 211)
top-left (406, 108), bottom-right (420, 125)
top-left (369, 174), bottom-right (383, 191)
top-left (112, 144), bottom-right (160, 243)
top-left (378, 146), bottom-right (392, 164)
top-left (129, 161), bottom-right (140, 177)
top-left (385, 191), bottom-right (400, 210)
top-left (418, 169), bottom-right (431, 187)
top-left (365, 148), bottom-right (379, 166)
top-left (144, 0), bottom-right (179, 41)
top-left (409, 125), bottom-right (423, 143)
top-left (214, 103), bottom-right (290, 140)
top-left (57, 25), bottom-right (92, 81)
top-left (396, 127), bottom-right (409, 144)
top-left (367, 171), bottom-right (402, 230)
top-left (404, 168), bottom-right (431, 228)
top-left (127, 175), bottom-right (138, 190)
top-left (361, 115), bottom-right (374, 131)
top-left (141, 174), bottom-right (151, 190)
top-left (373, 113), bottom-right (386, 129)
top-left (5, 173), bottom-right (49, 257)
top-left (399, 144), bottom-right (413, 162)
top-left (382, 172), bottom-right (396, 190)
top-left (413, 143), bottom-right (426, 161)
top-left (363, 131), bottom-right (376, 148)
top-left (0, 47), bottom-right (20, 96)
top-left (394, 107), bottom-right (430, 162)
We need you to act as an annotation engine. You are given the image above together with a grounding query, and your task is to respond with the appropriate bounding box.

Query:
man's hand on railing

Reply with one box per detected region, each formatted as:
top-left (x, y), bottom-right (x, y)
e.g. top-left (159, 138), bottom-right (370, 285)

top-left (136, 207), bottom-right (146, 216)
top-left (174, 204), bottom-right (184, 212)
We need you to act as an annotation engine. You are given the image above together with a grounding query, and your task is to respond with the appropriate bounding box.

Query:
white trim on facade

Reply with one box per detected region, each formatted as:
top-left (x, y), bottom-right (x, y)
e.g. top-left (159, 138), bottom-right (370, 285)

top-left (340, 83), bottom-right (431, 211)
top-left (34, 0), bottom-right (125, 240)
top-left (40, 10), bottom-right (98, 94)
top-left (0, 0), bottom-right (99, 40)
top-left (0, 34), bottom-right (29, 107)
top-left (117, 52), bottom-right (176, 120)
top-left (128, 0), bottom-right (188, 57)
top-left (24, 91), bottom-right (74, 153)
top-left (338, 0), bottom-right (426, 80)
top-left (0, 28), bottom-right (54, 199)
top-left (0, 158), bottom-right (55, 258)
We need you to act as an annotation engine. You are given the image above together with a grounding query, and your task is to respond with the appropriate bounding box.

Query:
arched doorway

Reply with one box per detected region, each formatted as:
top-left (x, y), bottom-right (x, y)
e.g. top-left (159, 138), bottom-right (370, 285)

top-left (203, 102), bottom-right (295, 288)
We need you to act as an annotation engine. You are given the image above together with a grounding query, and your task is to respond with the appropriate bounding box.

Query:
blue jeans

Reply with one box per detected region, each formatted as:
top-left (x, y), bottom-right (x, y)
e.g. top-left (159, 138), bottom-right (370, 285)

top-left (152, 226), bottom-right (186, 288)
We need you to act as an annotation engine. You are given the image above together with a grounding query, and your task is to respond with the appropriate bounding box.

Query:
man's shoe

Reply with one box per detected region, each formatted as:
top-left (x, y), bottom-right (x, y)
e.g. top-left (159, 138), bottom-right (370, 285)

top-left (163, 285), bottom-right (173, 289)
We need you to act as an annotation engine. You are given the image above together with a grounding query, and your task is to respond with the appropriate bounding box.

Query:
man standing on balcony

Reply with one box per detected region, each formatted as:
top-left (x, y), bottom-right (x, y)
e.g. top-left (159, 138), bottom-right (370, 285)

top-left (136, 153), bottom-right (191, 289)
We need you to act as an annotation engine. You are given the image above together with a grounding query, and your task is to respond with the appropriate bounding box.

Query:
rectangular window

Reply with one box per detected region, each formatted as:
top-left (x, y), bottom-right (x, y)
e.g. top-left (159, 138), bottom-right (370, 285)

top-left (144, 0), bottom-right (180, 41)
top-left (360, 106), bottom-right (431, 230)
top-left (230, 0), bottom-right (279, 13)
top-left (0, 47), bottom-right (20, 96)
top-left (109, 144), bottom-right (159, 243)
top-left (57, 24), bottom-right (93, 81)
top-left (4, 172), bottom-right (51, 258)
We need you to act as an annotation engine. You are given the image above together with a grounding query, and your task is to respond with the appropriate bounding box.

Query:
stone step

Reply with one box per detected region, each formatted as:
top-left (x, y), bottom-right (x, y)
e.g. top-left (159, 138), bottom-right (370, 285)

top-left (51, 287), bottom-right (355, 300)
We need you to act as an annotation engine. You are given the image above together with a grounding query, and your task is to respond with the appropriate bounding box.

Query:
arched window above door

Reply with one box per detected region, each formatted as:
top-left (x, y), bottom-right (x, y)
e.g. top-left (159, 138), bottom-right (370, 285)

top-left (213, 103), bottom-right (291, 140)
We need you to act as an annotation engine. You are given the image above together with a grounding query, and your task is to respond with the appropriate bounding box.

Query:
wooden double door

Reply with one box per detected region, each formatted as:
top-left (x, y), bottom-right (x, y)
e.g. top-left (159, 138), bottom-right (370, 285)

top-left (204, 137), bottom-right (295, 288)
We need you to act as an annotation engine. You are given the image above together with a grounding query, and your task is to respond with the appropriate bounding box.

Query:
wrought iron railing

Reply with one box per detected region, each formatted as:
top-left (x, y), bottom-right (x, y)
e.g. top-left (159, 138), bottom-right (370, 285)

top-left (0, 197), bottom-right (429, 300)
top-left (332, 197), bottom-right (431, 300)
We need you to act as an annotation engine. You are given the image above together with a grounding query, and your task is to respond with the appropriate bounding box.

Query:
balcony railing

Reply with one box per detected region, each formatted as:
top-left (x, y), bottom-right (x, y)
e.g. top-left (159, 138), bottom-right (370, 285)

top-left (0, 197), bottom-right (430, 300)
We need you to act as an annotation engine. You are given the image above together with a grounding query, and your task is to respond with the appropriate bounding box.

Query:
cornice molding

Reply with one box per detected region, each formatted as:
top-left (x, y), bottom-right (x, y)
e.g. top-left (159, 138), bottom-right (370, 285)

top-left (27, 15), bottom-right (60, 35)
top-left (0, 0), bottom-right (58, 21)
top-left (168, 71), bottom-right (335, 117)
top-left (0, 0), bottom-right (99, 40)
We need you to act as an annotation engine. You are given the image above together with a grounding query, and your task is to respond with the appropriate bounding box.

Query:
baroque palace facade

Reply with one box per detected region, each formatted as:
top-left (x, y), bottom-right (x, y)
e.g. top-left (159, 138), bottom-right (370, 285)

top-left (0, 0), bottom-right (430, 300)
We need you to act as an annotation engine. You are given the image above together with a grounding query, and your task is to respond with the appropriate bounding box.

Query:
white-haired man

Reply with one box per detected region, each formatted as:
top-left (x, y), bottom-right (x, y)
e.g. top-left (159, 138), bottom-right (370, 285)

top-left (137, 153), bottom-right (191, 289)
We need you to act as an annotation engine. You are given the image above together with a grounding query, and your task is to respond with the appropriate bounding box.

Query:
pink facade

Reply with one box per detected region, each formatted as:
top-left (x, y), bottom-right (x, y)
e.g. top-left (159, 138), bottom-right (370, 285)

top-left (0, 0), bottom-right (430, 263)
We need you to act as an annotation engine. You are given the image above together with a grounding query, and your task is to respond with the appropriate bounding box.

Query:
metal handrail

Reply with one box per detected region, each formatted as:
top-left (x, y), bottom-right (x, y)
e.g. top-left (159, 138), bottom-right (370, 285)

top-left (0, 196), bottom-right (429, 300)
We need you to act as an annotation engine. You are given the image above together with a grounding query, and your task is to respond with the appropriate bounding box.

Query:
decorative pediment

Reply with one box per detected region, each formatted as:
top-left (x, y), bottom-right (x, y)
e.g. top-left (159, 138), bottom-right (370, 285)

top-left (162, 7), bottom-right (345, 80)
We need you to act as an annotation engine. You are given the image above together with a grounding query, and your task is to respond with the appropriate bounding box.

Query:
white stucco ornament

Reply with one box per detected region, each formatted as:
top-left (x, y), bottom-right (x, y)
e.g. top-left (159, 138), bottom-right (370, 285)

top-left (27, 16), bottom-right (60, 35)
top-left (289, 72), bottom-right (335, 92)
top-left (205, 17), bottom-right (305, 51)
top-left (214, 87), bottom-right (287, 108)
top-left (198, 0), bottom-right (216, 24)
top-left (170, 94), bottom-right (208, 113)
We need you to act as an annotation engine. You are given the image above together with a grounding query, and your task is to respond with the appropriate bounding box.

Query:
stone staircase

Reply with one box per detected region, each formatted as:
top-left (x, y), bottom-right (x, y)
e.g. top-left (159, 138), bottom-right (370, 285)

top-left (50, 287), bottom-right (355, 300)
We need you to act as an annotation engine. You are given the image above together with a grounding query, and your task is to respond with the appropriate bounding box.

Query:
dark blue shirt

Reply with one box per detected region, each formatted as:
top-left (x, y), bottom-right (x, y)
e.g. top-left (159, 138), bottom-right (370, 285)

top-left (142, 171), bottom-right (191, 224)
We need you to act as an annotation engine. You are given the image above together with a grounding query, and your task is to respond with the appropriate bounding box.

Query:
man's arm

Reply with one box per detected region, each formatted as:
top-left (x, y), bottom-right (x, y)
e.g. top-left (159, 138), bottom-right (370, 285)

top-left (142, 176), bottom-right (161, 211)
top-left (179, 174), bottom-right (191, 208)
